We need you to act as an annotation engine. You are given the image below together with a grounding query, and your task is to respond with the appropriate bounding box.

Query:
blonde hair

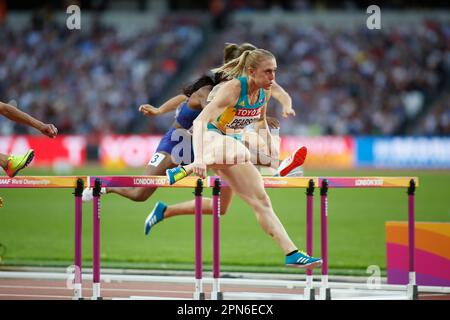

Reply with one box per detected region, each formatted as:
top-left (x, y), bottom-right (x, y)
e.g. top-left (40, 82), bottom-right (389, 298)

top-left (223, 42), bottom-right (257, 63)
top-left (212, 48), bottom-right (275, 80)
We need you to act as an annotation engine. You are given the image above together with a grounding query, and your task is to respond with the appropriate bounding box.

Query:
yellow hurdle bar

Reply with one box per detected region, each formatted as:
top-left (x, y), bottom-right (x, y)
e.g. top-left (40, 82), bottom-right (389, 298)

top-left (0, 176), bottom-right (419, 189)
top-left (208, 176), bottom-right (319, 188)
top-left (319, 177), bottom-right (419, 188)
top-left (90, 176), bottom-right (206, 188)
top-left (0, 176), bottom-right (87, 188)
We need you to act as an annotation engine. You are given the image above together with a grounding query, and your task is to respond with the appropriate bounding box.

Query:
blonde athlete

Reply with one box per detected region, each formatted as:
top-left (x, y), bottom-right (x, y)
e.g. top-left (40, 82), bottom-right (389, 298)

top-left (0, 101), bottom-right (58, 177)
top-left (167, 43), bottom-right (306, 182)
top-left (150, 49), bottom-right (321, 269)
top-left (145, 44), bottom-right (306, 236)
top-left (83, 43), bottom-right (304, 203)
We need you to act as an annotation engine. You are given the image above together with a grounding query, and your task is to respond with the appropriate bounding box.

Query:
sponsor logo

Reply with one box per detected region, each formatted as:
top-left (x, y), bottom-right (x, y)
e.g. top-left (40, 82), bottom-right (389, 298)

top-left (0, 178), bottom-right (51, 185)
top-left (355, 179), bottom-right (384, 186)
top-left (263, 179), bottom-right (288, 185)
top-left (22, 179), bottom-right (51, 185)
top-left (0, 179), bottom-right (11, 185)
top-left (235, 108), bottom-right (261, 117)
top-left (133, 178), bottom-right (167, 186)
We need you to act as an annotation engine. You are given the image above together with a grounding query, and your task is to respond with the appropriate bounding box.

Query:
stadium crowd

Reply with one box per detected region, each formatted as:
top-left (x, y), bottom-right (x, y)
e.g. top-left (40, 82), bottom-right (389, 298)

top-left (195, 20), bottom-right (449, 136)
top-left (0, 14), bottom-right (448, 136)
top-left (0, 14), bottom-right (204, 136)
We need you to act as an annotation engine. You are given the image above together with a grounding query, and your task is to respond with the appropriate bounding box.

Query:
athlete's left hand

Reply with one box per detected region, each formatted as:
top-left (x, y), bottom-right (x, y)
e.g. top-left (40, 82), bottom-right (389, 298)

top-left (281, 107), bottom-right (296, 118)
top-left (139, 104), bottom-right (160, 116)
top-left (40, 123), bottom-right (58, 138)
top-left (192, 162), bottom-right (207, 179)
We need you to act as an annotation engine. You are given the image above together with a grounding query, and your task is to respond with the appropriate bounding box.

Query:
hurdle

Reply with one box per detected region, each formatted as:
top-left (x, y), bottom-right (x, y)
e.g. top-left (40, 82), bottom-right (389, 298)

top-left (317, 177), bottom-right (420, 300)
top-left (0, 175), bottom-right (211, 300)
top-left (0, 176), bottom-right (88, 300)
top-left (82, 175), bottom-right (320, 300)
top-left (88, 175), bottom-right (210, 300)
top-left (1, 175), bottom-right (436, 300)
top-left (205, 176), bottom-right (422, 300)
top-left (207, 176), bottom-right (319, 300)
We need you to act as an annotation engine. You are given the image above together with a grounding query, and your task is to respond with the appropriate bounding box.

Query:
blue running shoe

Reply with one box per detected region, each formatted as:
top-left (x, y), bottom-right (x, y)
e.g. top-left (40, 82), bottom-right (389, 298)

top-left (144, 202), bottom-right (167, 236)
top-left (285, 251), bottom-right (322, 269)
top-left (166, 167), bottom-right (187, 185)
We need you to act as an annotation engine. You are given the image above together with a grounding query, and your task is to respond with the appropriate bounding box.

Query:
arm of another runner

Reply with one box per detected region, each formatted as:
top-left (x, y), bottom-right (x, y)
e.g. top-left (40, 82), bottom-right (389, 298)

top-left (191, 80), bottom-right (240, 178)
top-left (188, 85), bottom-right (213, 110)
top-left (139, 94), bottom-right (187, 117)
top-left (258, 90), bottom-right (279, 160)
top-left (0, 101), bottom-right (58, 138)
top-left (271, 81), bottom-right (295, 118)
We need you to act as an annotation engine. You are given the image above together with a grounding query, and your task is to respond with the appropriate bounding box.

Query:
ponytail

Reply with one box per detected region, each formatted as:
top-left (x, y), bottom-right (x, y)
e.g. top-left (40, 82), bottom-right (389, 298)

top-left (211, 50), bottom-right (251, 80)
top-left (223, 42), bottom-right (258, 63)
top-left (223, 43), bottom-right (240, 63)
top-left (183, 75), bottom-right (214, 97)
top-left (212, 48), bottom-right (275, 80)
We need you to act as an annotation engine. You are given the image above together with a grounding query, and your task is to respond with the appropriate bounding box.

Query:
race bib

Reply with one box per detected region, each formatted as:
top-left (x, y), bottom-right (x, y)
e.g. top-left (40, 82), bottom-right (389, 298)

top-left (148, 152), bottom-right (166, 167)
top-left (227, 107), bottom-right (262, 130)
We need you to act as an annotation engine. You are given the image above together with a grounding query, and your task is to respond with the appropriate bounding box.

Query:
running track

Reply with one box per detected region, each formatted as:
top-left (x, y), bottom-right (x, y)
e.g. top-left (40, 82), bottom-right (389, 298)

top-left (0, 276), bottom-right (449, 300)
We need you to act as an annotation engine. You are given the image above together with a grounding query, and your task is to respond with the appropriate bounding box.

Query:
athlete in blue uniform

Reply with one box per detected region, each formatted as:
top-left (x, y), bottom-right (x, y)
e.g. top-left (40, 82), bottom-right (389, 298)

top-left (82, 74), bottom-right (219, 202)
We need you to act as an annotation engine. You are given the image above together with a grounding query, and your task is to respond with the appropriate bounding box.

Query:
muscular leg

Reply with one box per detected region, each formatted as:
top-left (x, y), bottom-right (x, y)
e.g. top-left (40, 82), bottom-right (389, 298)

top-left (210, 163), bottom-right (298, 255)
top-left (164, 187), bottom-right (233, 219)
top-left (107, 152), bottom-right (177, 202)
top-left (160, 132), bottom-right (249, 218)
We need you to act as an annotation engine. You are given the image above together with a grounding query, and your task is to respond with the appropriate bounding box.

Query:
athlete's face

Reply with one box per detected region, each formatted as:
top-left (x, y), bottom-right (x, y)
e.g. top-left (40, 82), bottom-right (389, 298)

top-left (248, 58), bottom-right (277, 90)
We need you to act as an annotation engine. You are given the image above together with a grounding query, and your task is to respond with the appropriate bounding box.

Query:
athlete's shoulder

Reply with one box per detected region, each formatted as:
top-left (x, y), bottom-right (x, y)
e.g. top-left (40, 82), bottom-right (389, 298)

top-left (191, 85), bottom-right (213, 99)
top-left (223, 78), bottom-right (242, 93)
top-left (211, 79), bottom-right (240, 96)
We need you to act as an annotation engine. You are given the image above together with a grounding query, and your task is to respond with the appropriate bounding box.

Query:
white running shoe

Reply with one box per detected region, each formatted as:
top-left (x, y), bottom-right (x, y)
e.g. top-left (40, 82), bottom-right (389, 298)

top-left (82, 187), bottom-right (106, 202)
top-left (276, 146), bottom-right (307, 177)
top-left (285, 166), bottom-right (304, 177)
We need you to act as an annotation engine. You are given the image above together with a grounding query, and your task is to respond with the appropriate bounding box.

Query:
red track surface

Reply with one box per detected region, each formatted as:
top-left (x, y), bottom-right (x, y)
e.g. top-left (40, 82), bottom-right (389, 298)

top-left (0, 278), bottom-right (449, 300)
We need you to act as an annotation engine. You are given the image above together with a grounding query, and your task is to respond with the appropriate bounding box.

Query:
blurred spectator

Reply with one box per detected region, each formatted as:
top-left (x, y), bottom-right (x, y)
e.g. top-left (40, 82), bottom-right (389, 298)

top-left (419, 93), bottom-right (450, 135)
top-left (0, 0), bottom-right (6, 24)
top-left (192, 20), bottom-right (450, 136)
top-left (1, 12), bottom-right (448, 138)
top-left (209, 0), bottom-right (229, 30)
top-left (0, 14), bottom-right (204, 136)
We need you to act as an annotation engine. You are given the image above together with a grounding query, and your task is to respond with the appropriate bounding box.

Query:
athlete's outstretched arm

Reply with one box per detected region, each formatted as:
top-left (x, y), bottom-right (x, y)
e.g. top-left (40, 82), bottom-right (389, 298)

top-left (139, 94), bottom-right (187, 117)
top-left (191, 80), bottom-right (240, 178)
top-left (0, 101), bottom-right (58, 138)
top-left (257, 90), bottom-right (279, 158)
top-left (271, 81), bottom-right (295, 118)
top-left (188, 85), bottom-right (213, 111)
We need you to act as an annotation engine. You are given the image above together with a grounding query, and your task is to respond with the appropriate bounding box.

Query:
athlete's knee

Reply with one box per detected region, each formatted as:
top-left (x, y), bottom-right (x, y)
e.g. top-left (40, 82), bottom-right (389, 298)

top-left (219, 201), bottom-right (231, 215)
top-left (219, 206), bottom-right (228, 215)
top-left (247, 191), bottom-right (272, 212)
top-left (258, 193), bottom-right (272, 209)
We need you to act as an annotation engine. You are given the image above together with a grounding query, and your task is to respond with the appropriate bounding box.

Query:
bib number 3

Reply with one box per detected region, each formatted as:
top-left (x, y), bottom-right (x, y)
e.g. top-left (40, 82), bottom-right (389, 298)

top-left (148, 152), bottom-right (166, 167)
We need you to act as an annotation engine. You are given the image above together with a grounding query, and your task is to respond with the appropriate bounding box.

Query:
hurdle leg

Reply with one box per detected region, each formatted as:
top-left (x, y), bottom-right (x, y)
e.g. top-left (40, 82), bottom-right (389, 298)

top-left (319, 179), bottom-right (331, 300)
top-left (92, 178), bottom-right (103, 300)
top-left (193, 179), bottom-right (205, 300)
top-left (304, 179), bottom-right (315, 300)
top-left (211, 178), bottom-right (223, 300)
top-left (73, 178), bottom-right (84, 300)
top-left (407, 179), bottom-right (418, 300)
